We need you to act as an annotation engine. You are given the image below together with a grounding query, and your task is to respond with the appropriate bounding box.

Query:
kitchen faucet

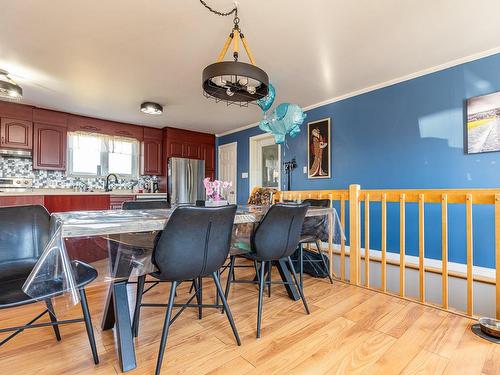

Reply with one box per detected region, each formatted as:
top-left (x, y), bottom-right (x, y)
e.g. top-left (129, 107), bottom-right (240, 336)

top-left (104, 173), bottom-right (118, 192)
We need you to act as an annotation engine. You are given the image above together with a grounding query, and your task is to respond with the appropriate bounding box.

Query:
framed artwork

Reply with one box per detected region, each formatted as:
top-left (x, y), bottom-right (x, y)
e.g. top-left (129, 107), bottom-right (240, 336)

top-left (307, 118), bottom-right (331, 179)
top-left (466, 91), bottom-right (500, 154)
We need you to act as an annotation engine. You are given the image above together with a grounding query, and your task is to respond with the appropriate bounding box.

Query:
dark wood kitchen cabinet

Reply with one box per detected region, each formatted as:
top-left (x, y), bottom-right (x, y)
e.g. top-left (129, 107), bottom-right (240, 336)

top-left (141, 127), bottom-right (163, 175)
top-left (33, 123), bottom-right (67, 170)
top-left (0, 118), bottom-right (33, 149)
top-left (160, 127), bottom-right (215, 192)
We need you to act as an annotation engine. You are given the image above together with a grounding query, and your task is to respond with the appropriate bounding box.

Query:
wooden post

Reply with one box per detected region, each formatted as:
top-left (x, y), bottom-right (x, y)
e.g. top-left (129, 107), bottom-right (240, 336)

top-left (349, 184), bottom-right (360, 285)
top-left (328, 193), bottom-right (334, 278)
top-left (381, 193), bottom-right (387, 292)
top-left (418, 194), bottom-right (425, 303)
top-left (365, 194), bottom-right (370, 287)
top-left (466, 194), bottom-right (473, 316)
top-left (495, 194), bottom-right (500, 319)
top-left (442, 194), bottom-right (448, 309)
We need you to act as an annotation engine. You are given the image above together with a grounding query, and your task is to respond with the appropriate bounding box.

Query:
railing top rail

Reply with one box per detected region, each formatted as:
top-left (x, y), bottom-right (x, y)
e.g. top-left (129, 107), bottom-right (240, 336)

top-left (277, 188), bottom-right (500, 204)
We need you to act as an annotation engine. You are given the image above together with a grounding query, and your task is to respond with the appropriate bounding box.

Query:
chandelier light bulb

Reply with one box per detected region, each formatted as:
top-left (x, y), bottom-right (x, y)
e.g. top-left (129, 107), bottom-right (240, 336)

top-left (246, 85), bottom-right (256, 95)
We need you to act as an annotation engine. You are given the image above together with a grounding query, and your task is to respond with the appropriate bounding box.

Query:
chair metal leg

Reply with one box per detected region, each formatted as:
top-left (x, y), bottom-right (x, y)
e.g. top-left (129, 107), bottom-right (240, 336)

top-left (215, 270), bottom-right (221, 307)
top-left (287, 256), bottom-right (310, 315)
top-left (299, 244), bottom-right (304, 289)
top-left (223, 256), bottom-right (235, 314)
top-left (316, 239), bottom-right (333, 284)
top-left (45, 299), bottom-right (61, 341)
top-left (155, 281), bottom-right (177, 375)
top-left (256, 261), bottom-right (266, 338)
top-left (267, 261), bottom-right (272, 297)
top-left (253, 260), bottom-right (260, 282)
top-left (212, 272), bottom-right (241, 346)
top-left (197, 277), bottom-right (203, 319)
top-left (192, 278), bottom-right (200, 316)
top-left (132, 275), bottom-right (146, 337)
top-left (79, 288), bottom-right (99, 365)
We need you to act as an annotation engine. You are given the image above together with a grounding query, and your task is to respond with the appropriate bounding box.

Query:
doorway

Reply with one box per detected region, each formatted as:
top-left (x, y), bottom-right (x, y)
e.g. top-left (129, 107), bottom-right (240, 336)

top-left (249, 133), bottom-right (281, 192)
top-left (217, 142), bottom-right (237, 204)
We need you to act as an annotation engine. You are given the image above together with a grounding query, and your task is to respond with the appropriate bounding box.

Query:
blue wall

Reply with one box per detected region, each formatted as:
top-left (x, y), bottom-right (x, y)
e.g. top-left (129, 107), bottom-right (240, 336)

top-left (218, 52), bottom-right (500, 269)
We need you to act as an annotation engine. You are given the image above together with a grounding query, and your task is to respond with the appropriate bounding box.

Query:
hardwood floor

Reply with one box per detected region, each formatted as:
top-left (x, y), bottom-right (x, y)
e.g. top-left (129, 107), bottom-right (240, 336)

top-left (0, 266), bottom-right (498, 375)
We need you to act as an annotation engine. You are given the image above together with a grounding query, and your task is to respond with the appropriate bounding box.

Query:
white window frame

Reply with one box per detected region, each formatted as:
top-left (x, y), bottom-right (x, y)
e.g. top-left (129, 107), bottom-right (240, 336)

top-left (67, 132), bottom-right (140, 178)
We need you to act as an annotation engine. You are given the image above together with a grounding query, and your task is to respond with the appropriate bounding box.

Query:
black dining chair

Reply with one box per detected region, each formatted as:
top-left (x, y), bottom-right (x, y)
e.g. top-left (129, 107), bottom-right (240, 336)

top-left (122, 199), bottom-right (170, 210)
top-left (132, 205), bottom-right (240, 375)
top-left (297, 198), bottom-right (334, 286)
top-left (0, 205), bottom-right (99, 364)
top-left (224, 203), bottom-right (310, 338)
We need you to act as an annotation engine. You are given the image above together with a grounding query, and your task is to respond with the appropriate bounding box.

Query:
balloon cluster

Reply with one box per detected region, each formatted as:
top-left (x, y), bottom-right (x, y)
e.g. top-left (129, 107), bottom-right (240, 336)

top-left (256, 83), bottom-right (306, 144)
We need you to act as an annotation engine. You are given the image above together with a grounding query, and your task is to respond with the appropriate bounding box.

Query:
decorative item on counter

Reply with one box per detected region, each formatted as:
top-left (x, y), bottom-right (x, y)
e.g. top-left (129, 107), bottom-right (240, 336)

top-left (204, 177), bottom-right (231, 206)
top-left (259, 103), bottom-right (306, 144)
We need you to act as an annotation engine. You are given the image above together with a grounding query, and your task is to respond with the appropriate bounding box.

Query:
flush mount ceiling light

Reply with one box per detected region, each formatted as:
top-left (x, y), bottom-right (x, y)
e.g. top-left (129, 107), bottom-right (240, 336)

top-left (140, 101), bottom-right (163, 115)
top-left (0, 69), bottom-right (23, 100)
top-left (201, 0), bottom-right (269, 107)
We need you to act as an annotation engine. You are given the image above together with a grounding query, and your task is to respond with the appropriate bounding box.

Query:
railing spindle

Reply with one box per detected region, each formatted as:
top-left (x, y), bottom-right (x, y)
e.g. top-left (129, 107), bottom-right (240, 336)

top-left (381, 193), bottom-right (387, 292)
top-left (400, 193), bottom-right (406, 297)
top-left (365, 193), bottom-right (370, 287)
top-left (442, 194), bottom-right (448, 309)
top-left (466, 194), bottom-right (473, 316)
top-left (495, 194), bottom-right (500, 319)
top-left (418, 194), bottom-right (425, 303)
top-left (349, 184), bottom-right (360, 285)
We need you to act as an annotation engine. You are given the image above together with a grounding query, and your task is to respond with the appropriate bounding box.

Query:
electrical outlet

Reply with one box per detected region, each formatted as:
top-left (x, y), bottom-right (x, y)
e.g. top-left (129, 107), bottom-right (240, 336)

top-left (303, 166), bottom-right (307, 174)
top-left (241, 172), bottom-right (248, 179)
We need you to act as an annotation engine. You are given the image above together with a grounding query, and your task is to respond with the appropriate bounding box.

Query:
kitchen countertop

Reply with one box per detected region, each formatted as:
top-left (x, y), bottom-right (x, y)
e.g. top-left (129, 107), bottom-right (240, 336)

top-left (0, 189), bottom-right (167, 196)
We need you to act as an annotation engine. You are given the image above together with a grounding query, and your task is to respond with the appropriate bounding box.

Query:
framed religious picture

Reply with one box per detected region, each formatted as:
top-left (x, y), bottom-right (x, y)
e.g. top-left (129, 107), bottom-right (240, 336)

top-left (307, 118), bottom-right (331, 179)
top-left (466, 91), bottom-right (500, 154)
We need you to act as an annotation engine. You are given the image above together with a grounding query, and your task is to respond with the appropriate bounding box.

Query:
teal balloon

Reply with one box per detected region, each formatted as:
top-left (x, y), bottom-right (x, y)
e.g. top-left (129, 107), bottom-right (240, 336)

top-left (259, 103), bottom-right (306, 144)
top-left (256, 83), bottom-right (275, 112)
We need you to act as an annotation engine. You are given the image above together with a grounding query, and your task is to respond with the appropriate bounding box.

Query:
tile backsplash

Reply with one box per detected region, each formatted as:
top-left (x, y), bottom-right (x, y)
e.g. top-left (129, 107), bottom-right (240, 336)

top-left (0, 156), bottom-right (157, 190)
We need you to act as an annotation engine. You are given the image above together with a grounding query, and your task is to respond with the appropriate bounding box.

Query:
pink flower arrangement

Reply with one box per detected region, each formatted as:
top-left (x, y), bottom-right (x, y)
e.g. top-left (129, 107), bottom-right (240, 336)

top-left (204, 178), bottom-right (232, 201)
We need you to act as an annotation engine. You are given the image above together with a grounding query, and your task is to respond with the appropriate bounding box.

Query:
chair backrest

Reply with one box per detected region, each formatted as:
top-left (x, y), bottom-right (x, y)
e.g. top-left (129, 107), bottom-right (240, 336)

top-left (0, 205), bottom-right (50, 263)
top-left (252, 203), bottom-right (309, 260)
top-left (122, 200), bottom-right (170, 210)
top-left (301, 199), bottom-right (330, 241)
top-left (153, 205), bottom-right (237, 281)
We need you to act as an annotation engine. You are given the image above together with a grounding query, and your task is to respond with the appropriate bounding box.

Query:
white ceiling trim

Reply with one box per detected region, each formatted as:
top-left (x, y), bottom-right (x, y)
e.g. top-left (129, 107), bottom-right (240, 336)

top-left (216, 45), bottom-right (500, 138)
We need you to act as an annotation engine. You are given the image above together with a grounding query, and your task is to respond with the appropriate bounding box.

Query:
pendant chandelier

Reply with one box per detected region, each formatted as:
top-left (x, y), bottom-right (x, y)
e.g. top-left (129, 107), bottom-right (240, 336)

top-left (201, 1), bottom-right (269, 106)
top-left (0, 69), bottom-right (23, 100)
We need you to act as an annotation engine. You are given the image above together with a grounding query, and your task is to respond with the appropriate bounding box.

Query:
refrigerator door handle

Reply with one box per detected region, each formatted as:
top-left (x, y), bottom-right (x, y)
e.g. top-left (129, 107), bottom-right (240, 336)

top-left (187, 161), bottom-right (192, 201)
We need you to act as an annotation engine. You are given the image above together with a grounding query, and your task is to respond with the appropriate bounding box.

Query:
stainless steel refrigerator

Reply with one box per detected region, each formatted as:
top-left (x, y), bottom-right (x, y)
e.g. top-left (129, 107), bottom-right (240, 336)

top-left (168, 157), bottom-right (206, 205)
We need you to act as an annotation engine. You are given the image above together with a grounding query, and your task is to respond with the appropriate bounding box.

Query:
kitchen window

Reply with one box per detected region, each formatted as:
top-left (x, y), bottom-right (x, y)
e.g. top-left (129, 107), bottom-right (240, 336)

top-left (67, 132), bottom-right (139, 177)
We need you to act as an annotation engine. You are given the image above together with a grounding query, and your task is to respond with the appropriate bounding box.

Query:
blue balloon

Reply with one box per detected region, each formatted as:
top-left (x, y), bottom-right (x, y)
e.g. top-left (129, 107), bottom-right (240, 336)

top-left (259, 103), bottom-right (306, 144)
top-left (256, 83), bottom-right (275, 112)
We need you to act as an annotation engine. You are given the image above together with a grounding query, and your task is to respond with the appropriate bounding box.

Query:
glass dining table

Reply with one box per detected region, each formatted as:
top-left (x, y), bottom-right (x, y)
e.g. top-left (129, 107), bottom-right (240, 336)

top-left (22, 204), bottom-right (343, 372)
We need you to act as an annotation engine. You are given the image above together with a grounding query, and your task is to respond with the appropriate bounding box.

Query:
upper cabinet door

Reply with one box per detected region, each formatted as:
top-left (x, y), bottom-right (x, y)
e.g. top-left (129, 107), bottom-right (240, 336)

top-left (169, 141), bottom-right (183, 157)
top-left (202, 143), bottom-right (215, 170)
top-left (182, 142), bottom-right (201, 159)
top-left (0, 118), bottom-right (33, 149)
top-left (142, 138), bottom-right (162, 175)
top-left (33, 123), bottom-right (67, 170)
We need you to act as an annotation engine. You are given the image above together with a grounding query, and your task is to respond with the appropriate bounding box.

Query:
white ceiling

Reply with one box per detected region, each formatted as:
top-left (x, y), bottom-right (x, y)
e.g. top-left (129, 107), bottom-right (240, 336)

top-left (2, 0), bottom-right (500, 134)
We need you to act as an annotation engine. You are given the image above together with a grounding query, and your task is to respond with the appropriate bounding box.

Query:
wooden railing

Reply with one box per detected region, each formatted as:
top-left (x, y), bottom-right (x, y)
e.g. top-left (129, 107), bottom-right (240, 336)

top-left (276, 185), bottom-right (500, 319)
